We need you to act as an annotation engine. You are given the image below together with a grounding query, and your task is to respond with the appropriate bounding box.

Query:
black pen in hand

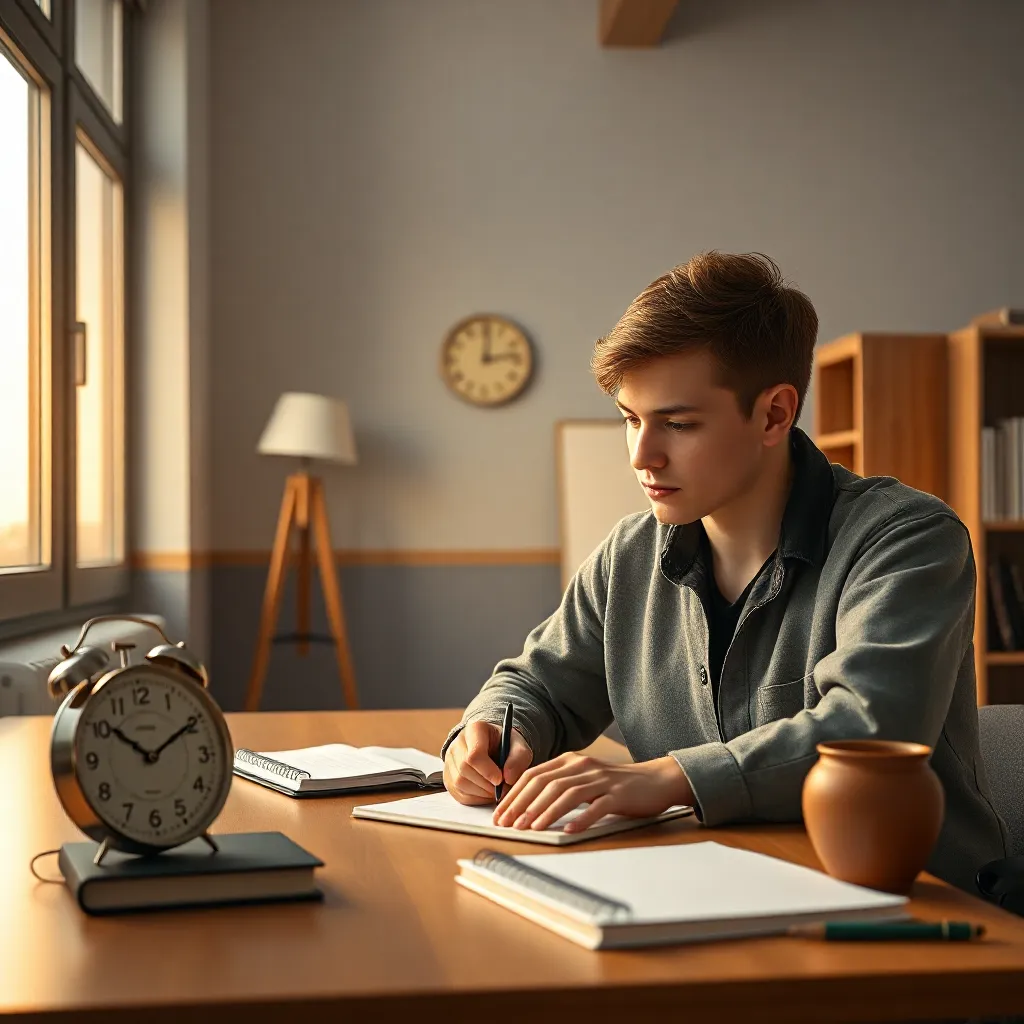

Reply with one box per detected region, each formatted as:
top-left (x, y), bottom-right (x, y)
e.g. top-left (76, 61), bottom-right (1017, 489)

top-left (496, 702), bottom-right (515, 803)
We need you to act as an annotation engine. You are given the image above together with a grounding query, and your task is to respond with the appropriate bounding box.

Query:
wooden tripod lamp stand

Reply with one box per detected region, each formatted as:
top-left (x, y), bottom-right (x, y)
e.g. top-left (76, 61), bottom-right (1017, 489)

top-left (246, 392), bottom-right (360, 712)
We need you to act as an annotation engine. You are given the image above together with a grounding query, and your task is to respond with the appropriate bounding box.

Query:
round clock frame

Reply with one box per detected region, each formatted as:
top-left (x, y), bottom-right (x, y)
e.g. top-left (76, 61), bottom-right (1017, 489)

top-left (440, 314), bottom-right (535, 407)
top-left (49, 617), bottom-right (233, 864)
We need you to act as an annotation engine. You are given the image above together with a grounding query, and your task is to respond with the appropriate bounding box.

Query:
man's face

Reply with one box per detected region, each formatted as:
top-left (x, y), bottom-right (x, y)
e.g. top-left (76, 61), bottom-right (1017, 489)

top-left (616, 350), bottom-right (768, 525)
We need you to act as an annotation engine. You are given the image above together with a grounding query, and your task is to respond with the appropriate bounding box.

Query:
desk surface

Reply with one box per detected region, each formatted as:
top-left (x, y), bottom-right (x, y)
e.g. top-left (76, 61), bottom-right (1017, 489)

top-left (2, 709), bottom-right (1024, 1024)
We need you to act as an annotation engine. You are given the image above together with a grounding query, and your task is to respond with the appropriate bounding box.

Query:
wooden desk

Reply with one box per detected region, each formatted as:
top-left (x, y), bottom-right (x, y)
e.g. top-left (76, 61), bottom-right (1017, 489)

top-left (2, 710), bottom-right (1024, 1023)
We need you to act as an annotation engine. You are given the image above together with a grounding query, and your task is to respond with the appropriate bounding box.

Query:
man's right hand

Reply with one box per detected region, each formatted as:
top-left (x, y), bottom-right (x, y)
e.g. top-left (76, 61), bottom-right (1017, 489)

top-left (444, 720), bottom-right (533, 805)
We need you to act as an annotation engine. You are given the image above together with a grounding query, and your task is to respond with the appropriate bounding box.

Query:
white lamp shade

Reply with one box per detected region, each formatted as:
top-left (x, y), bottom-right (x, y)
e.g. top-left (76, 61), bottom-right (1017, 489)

top-left (257, 392), bottom-right (358, 465)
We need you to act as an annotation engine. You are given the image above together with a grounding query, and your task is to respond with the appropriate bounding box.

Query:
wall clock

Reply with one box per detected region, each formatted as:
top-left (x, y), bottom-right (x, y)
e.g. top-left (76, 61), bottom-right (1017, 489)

top-left (440, 314), bottom-right (534, 407)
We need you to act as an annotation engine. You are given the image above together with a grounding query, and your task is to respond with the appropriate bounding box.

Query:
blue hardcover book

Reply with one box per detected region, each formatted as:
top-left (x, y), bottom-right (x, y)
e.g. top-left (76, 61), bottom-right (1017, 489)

top-left (58, 831), bottom-right (324, 915)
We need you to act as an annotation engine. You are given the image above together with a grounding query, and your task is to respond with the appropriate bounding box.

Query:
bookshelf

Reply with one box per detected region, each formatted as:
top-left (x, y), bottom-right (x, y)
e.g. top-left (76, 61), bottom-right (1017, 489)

top-left (814, 332), bottom-right (948, 500)
top-left (948, 325), bottom-right (1024, 705)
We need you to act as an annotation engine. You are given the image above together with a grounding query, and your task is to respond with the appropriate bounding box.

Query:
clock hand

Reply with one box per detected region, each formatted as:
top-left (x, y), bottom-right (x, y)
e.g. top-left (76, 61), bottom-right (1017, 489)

top-left (111, 726), bottom-right (153, 760)
top-left (150, 716), bottom-right (198, 761)
top-left (481, 322), bottom-right (493, 364)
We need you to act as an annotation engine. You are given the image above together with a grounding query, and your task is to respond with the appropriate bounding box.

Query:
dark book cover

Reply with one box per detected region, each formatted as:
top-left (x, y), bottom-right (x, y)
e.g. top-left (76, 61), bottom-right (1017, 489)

top-left (59, 831), bottom-right (324, 916)
top-left (1002, 557), bottom-right (1024, 650)
top-left (988, 561), bottom-right (1015, 651)
top-left (1006, 560), bottom-right (1024, 650)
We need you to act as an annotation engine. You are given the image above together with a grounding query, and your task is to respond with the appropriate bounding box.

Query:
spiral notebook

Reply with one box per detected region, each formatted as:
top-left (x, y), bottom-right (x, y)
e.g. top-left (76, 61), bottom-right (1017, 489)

top-left (456, 842), bottom-right (908, 949)
top-left (233, 744), bottom-right (445, 796)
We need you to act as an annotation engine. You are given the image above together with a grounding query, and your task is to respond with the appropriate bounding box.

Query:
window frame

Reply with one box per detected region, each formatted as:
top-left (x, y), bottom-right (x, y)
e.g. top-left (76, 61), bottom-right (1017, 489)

top-left (0, 11), bottom-right (66, 623)
top-left (12, 0), bottom-right (64, 61)
top-left (0, 0), bottom-right (133, 630)
top-left (68, 90), bottom-right (129, 607)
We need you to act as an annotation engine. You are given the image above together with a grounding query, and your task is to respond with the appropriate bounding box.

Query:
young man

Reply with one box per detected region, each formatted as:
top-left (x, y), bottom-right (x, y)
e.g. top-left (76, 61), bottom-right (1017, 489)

top-left (441, 252), bottom-right (1007, 892)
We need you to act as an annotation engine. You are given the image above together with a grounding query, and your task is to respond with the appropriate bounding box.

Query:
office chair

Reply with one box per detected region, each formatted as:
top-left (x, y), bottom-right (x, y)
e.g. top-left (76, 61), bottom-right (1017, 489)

top-left (978, 704), bottom-right (1024, 858)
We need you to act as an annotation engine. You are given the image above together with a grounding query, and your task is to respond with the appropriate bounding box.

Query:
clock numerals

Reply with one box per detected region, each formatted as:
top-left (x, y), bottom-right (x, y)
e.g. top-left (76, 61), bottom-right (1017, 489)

top-left (74, 672), bottom-right (228, 846)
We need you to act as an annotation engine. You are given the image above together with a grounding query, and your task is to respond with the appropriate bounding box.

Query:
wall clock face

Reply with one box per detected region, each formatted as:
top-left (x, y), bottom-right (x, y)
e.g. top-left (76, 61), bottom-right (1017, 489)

top-left (440, 315), bottom-right (534, 407)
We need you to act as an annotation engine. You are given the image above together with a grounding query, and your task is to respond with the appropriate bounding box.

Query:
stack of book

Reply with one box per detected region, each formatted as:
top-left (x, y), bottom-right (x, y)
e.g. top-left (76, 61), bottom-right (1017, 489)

top-left (988, 556), bottom-right (1024, 651)
top-left (982, 419), bottom-right (1024, 520)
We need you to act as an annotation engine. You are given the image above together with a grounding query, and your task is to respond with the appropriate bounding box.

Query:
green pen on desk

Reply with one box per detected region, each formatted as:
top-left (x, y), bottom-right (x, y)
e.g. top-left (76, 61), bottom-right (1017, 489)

top-left (788, 921), bottom-right (986, 941)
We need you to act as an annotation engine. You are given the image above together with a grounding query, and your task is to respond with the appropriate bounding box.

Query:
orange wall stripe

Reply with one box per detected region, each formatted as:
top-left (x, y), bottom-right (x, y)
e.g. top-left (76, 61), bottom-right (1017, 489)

top-left (131, 549), bottom-right (560, 570)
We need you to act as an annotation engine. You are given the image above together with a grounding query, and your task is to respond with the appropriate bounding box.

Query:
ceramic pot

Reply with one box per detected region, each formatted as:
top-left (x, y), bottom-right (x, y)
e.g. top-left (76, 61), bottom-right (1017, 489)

top-left (802, 740), bottom-right (944, 894)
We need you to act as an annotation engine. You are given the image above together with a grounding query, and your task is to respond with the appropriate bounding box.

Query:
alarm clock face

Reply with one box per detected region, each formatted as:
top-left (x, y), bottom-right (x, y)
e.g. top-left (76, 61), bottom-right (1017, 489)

top-left (72, 667), bottom-right (231, 848)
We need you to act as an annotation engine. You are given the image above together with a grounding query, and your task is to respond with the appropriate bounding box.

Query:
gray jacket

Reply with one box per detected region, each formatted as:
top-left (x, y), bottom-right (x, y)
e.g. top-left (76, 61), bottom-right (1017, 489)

top-left (445, 428), bottom-right (1008, 892)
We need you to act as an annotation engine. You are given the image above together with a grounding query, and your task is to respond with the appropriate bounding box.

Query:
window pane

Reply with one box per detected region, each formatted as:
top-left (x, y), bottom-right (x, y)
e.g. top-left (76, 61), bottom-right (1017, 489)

top-left (33, 0), bottom-right (52, 19)
top-left (76, 138), bottom-right (125, 567)
top-left (75, 0), bottom-right (123, 124)
top-left (0, 46), bottom-right (50, 572)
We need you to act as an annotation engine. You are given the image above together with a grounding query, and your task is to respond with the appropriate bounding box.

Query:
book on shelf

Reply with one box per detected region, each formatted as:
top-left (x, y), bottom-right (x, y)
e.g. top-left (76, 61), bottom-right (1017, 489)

top-left (972, 308), bottom-right (1024, 328)
top-left (233, 743), bottom-right (445, 797)
top-left (981, 418), bottom-right (1024, 521)
top-left (987, 556), bottom-right (1024, 651)
top-left (1003, 558), bottom-right (1024, 650)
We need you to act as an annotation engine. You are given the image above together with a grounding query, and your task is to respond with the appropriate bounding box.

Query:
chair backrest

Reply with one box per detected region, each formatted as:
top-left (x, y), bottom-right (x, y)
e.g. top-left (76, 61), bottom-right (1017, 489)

top-left (977, 704), bottom-right (1024, 858)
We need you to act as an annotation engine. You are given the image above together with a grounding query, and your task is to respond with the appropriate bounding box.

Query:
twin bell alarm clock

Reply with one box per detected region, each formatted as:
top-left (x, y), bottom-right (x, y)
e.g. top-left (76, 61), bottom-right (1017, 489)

top-left (48, 615), bottom-right (233, 865)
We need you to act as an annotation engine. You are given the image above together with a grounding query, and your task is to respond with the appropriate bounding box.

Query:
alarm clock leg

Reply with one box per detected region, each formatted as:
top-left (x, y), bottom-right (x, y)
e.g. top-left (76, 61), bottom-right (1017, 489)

top-left (200, 832), bottom-right (220, 855)
top-left (93, 837), bottom-right (114, 867)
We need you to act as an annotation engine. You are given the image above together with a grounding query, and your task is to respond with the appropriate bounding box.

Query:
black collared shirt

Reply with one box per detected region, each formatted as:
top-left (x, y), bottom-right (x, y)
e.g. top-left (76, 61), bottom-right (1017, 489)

top-left (707, 545), bottom-right (775, 703)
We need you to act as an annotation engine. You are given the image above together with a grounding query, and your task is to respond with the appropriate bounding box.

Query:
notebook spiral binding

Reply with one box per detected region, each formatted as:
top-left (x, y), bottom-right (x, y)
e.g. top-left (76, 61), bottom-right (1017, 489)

top-left (472, 849), bottom-right (632, 923)
top-left (235, 748), bottom-right (311, 781)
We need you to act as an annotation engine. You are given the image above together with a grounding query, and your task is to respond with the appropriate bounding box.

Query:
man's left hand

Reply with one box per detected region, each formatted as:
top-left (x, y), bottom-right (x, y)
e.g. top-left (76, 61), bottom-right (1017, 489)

top-left (492, 752), bottom-right (695, 834)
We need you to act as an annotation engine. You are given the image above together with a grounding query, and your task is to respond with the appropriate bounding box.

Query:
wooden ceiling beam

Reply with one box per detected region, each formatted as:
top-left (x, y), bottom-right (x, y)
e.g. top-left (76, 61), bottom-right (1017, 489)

top-left (599, 0), bottom-right (680, 47)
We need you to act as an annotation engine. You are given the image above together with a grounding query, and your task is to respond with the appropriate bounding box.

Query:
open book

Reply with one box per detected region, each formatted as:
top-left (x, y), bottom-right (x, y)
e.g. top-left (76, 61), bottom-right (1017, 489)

top-left (456, 841), bottom-right (909, 949)
top-left (352, 790), bottom-right (693, 844)
top-left (233, 744), bottom-right (444, 797)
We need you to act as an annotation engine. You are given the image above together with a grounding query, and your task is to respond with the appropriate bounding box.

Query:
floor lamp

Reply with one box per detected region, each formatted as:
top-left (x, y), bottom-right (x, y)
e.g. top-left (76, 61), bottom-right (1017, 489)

top-left (246, 392), bottom-right (360, 712)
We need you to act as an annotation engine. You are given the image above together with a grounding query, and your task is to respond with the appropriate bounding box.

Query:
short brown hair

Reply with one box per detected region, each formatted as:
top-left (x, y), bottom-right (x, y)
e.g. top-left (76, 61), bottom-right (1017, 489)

top-left (592, 251), bottom-right (818, 418)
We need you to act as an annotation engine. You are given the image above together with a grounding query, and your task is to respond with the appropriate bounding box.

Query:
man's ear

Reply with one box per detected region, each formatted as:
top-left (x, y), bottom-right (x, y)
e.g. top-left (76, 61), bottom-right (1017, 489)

top-left (760, 384), bottom-right (799, 445)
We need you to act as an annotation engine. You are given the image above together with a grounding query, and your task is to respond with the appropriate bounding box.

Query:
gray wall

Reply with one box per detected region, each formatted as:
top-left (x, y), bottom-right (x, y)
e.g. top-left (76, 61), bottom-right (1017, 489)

top-left (209, 562), bottom-right (560, 712)
top-left (199, 0), bottom-right (1024, 708)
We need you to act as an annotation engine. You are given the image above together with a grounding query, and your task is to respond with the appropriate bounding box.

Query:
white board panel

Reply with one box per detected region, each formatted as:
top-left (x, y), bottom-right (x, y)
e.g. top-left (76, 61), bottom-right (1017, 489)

top-left (556, 420), bottom-right (650, 590)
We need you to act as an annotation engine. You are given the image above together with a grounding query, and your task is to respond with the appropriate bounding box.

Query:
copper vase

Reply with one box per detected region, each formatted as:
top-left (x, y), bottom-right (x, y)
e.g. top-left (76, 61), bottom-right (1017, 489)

top-left (802, 740), bottom-right (944, 894)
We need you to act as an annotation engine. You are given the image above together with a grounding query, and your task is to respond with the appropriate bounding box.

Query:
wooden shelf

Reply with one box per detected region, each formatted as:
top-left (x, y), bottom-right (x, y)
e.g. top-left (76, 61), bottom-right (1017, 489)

top-left (986, 652), bottom-right (1024, 666)
top-left (818, 430), bottom-right (860, 449)
top-left (984, 520), bottom-right (1024, 531)
top-left (813, 332), bottom-right (946, 497)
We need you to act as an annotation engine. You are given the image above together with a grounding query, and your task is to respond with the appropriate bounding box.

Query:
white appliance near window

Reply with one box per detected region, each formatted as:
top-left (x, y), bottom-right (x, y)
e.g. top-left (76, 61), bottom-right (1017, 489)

top-left (0, 614), bottom-right (165, 717)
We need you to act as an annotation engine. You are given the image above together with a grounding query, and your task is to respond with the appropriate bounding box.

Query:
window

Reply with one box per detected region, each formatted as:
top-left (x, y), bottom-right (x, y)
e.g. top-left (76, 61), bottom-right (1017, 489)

top-left (0, 1), bottom-right (131, 627)
top-left (0, 41), bottom-right (49, 575)
top-left (75, 0), bottom-right (122, 124)
top-left (75, 136), bottom-right (125, 568)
